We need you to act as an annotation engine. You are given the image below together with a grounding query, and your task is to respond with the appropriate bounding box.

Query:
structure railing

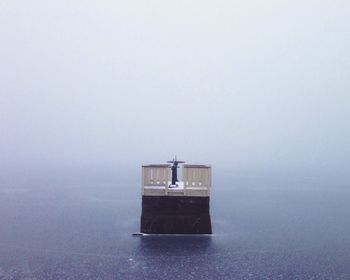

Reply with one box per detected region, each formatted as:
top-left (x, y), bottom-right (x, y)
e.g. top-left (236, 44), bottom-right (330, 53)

top-left (142, 164), bottom-right (170, 186)
top-left (183, 165), bottom-right (211, 196)
top-left (141, 163), bottom-right (211, 196)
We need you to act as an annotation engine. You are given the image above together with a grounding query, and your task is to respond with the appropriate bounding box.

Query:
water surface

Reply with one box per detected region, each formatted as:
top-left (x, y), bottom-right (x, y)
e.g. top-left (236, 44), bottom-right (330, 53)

top-left (0, 170), bottom-right (349, 279)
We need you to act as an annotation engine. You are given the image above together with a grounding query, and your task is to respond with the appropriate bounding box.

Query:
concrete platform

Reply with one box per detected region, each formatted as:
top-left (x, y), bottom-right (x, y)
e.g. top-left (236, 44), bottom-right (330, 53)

top-left (140, 163), bottom-right (212, 234)
top-left (140, 196), bottom-right (212, 234)
top-left (143, 181), bottom-right (209, 197)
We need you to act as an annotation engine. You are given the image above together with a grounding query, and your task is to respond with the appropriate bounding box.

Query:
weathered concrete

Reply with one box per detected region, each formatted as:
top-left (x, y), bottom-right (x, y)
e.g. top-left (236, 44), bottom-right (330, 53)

top-left (140, 196), bottom-right (212, 234)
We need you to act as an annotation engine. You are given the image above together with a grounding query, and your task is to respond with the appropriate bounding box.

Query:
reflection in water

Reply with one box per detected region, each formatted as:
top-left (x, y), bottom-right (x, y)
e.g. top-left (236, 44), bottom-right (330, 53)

top-left (137, 236), bottom-right (213, 257)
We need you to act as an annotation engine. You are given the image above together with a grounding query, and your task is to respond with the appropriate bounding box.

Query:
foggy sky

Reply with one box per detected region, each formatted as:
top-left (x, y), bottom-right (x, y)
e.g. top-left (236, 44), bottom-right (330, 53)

top-left (1, 1), bottom-right (349, 175)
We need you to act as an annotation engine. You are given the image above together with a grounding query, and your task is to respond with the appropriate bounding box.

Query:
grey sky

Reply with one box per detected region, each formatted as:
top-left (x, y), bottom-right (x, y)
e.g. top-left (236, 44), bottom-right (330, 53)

top-left (1, 1), bottom-right (349, 175)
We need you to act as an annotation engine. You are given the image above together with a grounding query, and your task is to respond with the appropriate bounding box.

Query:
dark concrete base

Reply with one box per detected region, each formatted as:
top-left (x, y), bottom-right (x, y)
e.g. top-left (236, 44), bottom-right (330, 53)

top-left (140, 196), bottom-right (212, 234)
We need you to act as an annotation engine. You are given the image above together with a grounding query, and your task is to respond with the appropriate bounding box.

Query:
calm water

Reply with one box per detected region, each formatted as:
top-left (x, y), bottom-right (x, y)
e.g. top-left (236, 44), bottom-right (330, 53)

top-left (0, 169), bottom-right (350, 279)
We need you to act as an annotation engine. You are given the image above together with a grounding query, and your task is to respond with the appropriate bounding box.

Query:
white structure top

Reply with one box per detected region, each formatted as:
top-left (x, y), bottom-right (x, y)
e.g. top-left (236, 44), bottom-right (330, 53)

top-left (141, 164), bottom-right (211, 197)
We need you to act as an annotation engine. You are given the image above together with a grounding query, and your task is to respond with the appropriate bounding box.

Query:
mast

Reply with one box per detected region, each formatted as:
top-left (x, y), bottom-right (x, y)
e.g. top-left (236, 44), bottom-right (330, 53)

top-left (167, 156), bottom-right (185, 186)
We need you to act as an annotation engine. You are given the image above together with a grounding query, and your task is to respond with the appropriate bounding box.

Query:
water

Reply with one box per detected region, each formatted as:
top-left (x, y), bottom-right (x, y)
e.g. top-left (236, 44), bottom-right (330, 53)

top-left (0, 169), bottom-right (350, 279)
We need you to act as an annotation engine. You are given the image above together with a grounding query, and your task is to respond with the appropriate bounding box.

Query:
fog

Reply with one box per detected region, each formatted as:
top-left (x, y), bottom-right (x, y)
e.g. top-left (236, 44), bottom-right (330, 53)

top-left (1, 1), bottom-right (349, 178)
top-left (1, 3), bottom-right (350, 278)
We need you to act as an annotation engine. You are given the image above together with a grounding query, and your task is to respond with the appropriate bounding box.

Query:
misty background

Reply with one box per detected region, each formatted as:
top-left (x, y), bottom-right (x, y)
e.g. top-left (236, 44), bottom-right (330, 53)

top-left (1, 0), bottom-right (349, 181)
top-left (1, 2), bottom-right (350, 278)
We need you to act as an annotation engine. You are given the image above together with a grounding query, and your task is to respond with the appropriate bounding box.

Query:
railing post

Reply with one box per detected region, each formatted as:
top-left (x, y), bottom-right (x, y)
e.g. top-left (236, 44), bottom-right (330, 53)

top-left (141, 167), bottom-right (145, 195)
top-left (165, 167), bottom-right (168, 195)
